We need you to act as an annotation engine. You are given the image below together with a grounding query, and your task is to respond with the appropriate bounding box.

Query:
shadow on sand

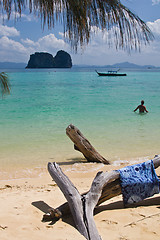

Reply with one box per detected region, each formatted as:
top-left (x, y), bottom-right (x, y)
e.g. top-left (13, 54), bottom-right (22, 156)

top-left (48, 157), bottom-right (87, 166)
top-left (32, 196), bottom-right (160, 228)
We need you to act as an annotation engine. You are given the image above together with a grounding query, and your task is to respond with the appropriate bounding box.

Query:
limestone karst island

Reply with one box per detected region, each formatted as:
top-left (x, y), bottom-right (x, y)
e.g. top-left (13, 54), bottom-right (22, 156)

top-left (26, 50), bottom-right (72, 68)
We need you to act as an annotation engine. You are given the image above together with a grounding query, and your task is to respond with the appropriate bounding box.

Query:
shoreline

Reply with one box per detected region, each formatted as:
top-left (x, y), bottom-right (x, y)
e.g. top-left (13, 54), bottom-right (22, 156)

top-left (0, 152), bottom-right (158, 181)
top-left (0, 155), bottom-right (153, 181)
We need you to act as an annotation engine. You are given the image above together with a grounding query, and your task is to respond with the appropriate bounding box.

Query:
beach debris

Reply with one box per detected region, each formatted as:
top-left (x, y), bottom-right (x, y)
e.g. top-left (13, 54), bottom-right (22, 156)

top-left (42, 208), bottom-right (62, 222)
top-left (46, 225), bottom-right (53, 229)
top-left (48, 183), bottom-right (57, 187)
top-left (101, 219), bottom-right (118, 225)
top-left (66, 124), bottom-right (109, 164)
top-left (0, 184), bottom-right (12, 190)
top-left (43, 155), bottom-right (160, 240)
top-left (124, 212), bottom-right (160, 227)
top-left (46, 161), bottom-right (119, 240)
top-left (0, 225), bottom-right (8, 230)
top-left (5, 184), bottom-right (12, 188)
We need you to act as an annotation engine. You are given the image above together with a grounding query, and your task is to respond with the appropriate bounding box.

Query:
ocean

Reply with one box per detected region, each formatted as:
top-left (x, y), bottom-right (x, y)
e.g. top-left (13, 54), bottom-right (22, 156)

top-left (0, 67), bottom-right (160, 179)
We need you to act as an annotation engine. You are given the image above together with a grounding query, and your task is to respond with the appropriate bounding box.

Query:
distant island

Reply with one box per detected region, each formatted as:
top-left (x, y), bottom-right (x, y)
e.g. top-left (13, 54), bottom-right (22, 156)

top-left (26, 51), bottom-right (72, 68)
top-left (74, 62), bottom-right (160, 69)
top-left (0, 61), bottom-right (159, 69)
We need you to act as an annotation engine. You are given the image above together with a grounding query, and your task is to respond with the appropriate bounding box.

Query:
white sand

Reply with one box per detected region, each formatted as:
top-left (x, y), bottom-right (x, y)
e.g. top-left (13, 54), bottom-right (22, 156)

top-left (1, 162), bottom-right (160, 240)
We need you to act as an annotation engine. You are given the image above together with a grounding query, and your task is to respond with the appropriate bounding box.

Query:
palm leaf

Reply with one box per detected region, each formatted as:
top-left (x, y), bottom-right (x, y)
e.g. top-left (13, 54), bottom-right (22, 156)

top-left (0, 72), bottom-right (10, 95)
top-left (1, 0), bottom-right (154, 50)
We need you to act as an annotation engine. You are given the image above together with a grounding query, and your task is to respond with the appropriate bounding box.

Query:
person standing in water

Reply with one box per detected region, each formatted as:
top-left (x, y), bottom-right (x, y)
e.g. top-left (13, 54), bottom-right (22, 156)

top-left (134, 100), bottom-right (148, 113)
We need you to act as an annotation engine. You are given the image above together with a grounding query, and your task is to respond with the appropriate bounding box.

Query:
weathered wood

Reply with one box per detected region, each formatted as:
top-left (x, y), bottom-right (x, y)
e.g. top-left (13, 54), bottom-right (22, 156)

top-left (47, 162), bottom-right (119, 240)
top-left (48, 162), bottom-right (89, 239)
top-left (43, 155), bottom-right (160, 223)
top-left (84, 170), bottom-right (119, 240)
top-left (42, 178), bottom-right (121, 222)
top-left (66, 124), bottom-right (109, 164)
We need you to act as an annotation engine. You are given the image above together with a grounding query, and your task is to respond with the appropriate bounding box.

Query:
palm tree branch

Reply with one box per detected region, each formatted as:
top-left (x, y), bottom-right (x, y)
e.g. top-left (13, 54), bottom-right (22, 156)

top-left (0, 0), bottom-right (154, 50)
top-left (0, 72), bottom-right (10, 95)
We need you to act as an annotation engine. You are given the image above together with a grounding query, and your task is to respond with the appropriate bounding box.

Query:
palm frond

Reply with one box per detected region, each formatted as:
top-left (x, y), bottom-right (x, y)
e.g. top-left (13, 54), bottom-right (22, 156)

top-left (0, 72), bottom-right (10, 95)
top-left (0, 0), bottom-right (154, 50)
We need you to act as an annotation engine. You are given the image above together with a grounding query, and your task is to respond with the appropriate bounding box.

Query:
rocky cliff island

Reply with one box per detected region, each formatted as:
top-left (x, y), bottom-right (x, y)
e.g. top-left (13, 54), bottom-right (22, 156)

top-left (26, 51), bottom-right (72, 68)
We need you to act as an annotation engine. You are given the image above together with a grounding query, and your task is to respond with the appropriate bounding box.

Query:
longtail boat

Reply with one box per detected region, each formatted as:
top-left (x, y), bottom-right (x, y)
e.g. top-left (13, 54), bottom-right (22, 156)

top-left (95, 70), bottom-right (127, 76)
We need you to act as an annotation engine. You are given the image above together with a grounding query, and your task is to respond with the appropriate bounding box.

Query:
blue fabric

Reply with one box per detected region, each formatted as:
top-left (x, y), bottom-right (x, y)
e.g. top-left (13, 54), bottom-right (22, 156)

top-left (117, 160), bottom-right (159, 206)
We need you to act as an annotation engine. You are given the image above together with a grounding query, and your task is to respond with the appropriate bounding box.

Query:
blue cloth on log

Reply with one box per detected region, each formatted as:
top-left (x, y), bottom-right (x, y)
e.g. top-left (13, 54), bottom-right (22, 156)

top-left (117, 160), bottom-right (159, 206)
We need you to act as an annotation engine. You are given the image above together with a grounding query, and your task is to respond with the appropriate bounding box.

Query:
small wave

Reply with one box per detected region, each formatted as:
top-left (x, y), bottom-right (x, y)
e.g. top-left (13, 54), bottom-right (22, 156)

top-left (113, 155), bottom-right (150, 167)
top-left (64, 162), bottom-right (104, 173)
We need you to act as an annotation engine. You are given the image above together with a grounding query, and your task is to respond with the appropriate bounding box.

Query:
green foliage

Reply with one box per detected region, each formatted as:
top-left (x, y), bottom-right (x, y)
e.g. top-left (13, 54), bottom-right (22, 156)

top-left (0, 72), bottom-right (10, 95)
top-left (0, 0), bottom-right (154, 51)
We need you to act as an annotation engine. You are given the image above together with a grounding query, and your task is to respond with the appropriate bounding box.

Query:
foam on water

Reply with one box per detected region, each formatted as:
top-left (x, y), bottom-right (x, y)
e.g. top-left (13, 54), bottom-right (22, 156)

top-left (113, 155), bottom-right (151, 166)
top-left (64, 162), bottom-right (105, 173)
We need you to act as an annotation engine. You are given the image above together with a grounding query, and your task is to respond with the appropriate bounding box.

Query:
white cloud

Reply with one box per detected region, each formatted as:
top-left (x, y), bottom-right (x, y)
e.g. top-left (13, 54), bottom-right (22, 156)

top-left (0, 12), bottom-right (34, 23)
top-left (18, 13), bottom-right (33, 22)
top-left (0, 36), bottom-right (27, 52)
top-left (38, 33), bottom-right (68, 50)
top-left (21, 38), bottom-right (38, 47)
top-left (21, 33), bottom-right (69, 53)
top-left (0, 24), bottom-right (20, 37)
top-left (71, 21), bottom-right (160, 66)
top-left (152, 0), bottom-right (160, 5)
top-left (147, 19), bottom-right (160, 35)
top-left (1, 18), bottom-right (160, 66)
top-left (0, 32), bottom-right (70, 63)
top-left (0, 36), bottom-right (30, 62)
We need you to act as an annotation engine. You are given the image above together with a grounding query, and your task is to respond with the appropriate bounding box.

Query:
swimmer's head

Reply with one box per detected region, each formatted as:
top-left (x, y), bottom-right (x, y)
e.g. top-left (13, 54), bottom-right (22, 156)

top-left (141, 100), bottom-right (144, 105)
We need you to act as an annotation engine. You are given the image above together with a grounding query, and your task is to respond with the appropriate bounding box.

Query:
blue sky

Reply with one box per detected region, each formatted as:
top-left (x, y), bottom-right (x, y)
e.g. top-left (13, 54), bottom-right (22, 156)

top-left (0, 0), bottom-right (160, 66)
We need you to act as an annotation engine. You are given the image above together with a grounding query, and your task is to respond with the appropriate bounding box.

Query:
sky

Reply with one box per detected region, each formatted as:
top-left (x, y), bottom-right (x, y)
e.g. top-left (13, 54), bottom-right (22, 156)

top-left (0, 0), bottom-right (160, 66)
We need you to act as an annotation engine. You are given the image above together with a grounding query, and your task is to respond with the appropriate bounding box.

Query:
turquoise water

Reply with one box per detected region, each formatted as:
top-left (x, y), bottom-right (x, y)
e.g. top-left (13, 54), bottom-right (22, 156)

top-left (0, 68), bottom-right (160, 175)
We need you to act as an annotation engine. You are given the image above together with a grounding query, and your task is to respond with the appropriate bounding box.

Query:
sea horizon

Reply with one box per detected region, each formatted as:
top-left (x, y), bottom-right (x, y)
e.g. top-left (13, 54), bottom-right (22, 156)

top-left (1, 60), bottom-right (160, 71)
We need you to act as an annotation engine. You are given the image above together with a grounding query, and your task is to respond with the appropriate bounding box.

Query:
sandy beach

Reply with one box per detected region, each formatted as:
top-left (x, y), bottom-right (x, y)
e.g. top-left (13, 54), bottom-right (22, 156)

top-left (1, 161), bottom-right (160, 240)
top-left (1, 0), bottom-right (160, 238)
top-left (1, 70), bottom-right (160, 240)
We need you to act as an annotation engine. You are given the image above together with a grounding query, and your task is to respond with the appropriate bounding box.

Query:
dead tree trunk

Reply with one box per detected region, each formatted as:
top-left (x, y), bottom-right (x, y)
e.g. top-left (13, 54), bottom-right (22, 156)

top-left (66, 124), bottom-right (109, 164)
top-left (43, 155), bottom-right (160, 223)
top-left (47, 162), bottom-right (119, 240)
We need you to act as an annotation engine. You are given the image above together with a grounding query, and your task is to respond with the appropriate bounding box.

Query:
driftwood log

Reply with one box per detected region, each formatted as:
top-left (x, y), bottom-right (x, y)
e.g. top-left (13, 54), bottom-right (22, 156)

top-left (43, 155), bottom-right (160, 240)
top-left (66, 124), bottom-right (109, 164)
